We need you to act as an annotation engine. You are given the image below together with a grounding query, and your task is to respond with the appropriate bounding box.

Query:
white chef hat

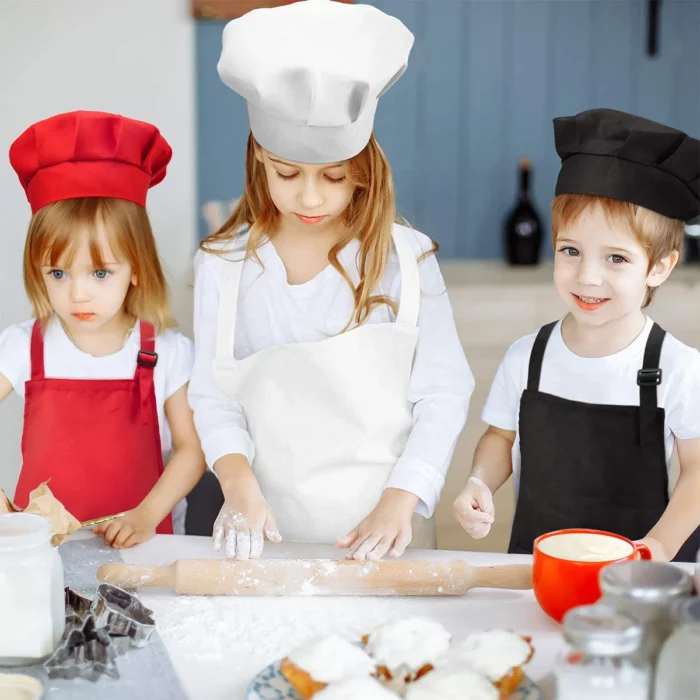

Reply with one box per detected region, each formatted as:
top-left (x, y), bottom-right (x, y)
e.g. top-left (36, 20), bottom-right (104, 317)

top-left (217, 0), bottom-right (414, 164)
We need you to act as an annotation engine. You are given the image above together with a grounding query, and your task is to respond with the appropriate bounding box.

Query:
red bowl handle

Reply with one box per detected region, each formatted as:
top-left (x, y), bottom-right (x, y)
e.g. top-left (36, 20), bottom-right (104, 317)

top-left (634, 542), bottom-right (653, 560)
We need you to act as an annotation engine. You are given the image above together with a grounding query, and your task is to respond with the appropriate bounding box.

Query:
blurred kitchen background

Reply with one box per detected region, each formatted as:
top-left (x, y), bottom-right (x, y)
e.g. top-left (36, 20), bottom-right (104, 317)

top-left (1, 0), bottom-right (698, 553)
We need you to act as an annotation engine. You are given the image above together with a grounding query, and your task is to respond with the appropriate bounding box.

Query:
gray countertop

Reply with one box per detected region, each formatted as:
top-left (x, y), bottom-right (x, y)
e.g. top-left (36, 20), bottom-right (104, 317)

top-left (8, 537), bottom-right (186, 700)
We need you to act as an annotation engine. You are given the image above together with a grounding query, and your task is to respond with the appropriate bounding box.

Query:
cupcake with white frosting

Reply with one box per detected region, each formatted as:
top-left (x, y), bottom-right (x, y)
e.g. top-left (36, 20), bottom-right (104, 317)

top-left (314, 676), bottom-right (399, 699)
top-left (363, 617), bottom-right (451, 688)
top-left (280, 635), bottom-right (376, 699)
top-left (434, 629), bottom-right (534, 696)
top-left (404, 666), bottom-right (499, 700)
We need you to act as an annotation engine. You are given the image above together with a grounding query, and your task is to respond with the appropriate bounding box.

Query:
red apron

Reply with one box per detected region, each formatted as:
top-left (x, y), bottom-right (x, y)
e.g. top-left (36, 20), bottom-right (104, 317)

top-left (14, 320), bottom-right (174, 534)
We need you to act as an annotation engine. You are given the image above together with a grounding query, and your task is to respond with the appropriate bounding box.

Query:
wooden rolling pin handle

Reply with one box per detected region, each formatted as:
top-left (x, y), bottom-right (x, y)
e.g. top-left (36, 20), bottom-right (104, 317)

top-left (470, 564), bottom-right (533, 590)
top-left (97, 563), bottom-right (172, 589)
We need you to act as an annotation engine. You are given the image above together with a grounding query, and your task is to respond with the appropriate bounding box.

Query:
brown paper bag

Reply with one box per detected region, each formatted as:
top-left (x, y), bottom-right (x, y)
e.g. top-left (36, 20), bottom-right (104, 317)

top-left (0, 481), bottom-right (81, 546)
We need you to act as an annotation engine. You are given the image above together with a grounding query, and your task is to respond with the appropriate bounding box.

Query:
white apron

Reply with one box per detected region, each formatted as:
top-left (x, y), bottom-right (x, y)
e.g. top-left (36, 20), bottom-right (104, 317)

top-left (213, 228), bottom-right (436, 547)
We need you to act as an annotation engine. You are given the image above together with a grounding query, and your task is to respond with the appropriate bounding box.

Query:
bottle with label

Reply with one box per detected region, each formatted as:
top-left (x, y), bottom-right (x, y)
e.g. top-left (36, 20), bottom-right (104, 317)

top-left (504, 159), bottom-right (543, 265)
top-left (654, 597), bottom-right (700, 699)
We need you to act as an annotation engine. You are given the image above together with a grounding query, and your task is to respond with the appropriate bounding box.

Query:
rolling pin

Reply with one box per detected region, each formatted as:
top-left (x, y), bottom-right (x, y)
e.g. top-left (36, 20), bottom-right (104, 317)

top-left (96, 559), bottom-right (532, 596)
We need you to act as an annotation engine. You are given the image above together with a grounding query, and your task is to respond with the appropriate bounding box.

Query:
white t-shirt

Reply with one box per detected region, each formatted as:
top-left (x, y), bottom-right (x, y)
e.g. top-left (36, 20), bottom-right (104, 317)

top-left (0, 317), bottom-right (194, 532)
top-left (482, 317), bottom-right (700, 497)
top-left (188, 224), bottom-right (476, 518)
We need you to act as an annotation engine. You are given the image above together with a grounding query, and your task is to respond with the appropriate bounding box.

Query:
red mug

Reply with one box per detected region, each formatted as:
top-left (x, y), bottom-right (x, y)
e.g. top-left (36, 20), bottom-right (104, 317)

top-left (533, 528), bottom-right (652, 623)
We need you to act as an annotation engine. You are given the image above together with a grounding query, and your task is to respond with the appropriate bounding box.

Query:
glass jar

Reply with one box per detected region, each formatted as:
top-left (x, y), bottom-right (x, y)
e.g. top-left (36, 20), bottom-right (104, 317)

top-left (599, 560), bottom-right (692, 667)
top-left (654, 597), bottom-right (700, 700)
top-left (0, 513), bottom-right (65, 666)
top-left (554, 603), bottom-right (650, 700)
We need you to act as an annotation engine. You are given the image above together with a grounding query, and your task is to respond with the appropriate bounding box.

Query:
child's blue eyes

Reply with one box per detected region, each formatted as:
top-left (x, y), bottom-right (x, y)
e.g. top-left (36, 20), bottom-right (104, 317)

top-left (47, 269), bottom-right (112, 280)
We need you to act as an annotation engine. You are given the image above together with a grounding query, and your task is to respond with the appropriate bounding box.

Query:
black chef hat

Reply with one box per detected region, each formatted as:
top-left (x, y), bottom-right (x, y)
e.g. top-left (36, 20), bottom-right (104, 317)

top-left (553, 108), bottom-right (700, 222)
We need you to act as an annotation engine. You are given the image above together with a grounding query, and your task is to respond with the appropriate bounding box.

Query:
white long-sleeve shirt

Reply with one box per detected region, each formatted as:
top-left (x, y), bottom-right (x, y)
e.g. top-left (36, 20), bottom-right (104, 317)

top-left (187, 224), bottom-right (475, 517)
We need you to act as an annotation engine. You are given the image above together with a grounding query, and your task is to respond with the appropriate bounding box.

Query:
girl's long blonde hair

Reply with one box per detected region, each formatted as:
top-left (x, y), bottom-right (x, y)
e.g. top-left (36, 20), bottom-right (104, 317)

top-left (24, 197), bottom-right (172, 331)
top-left (201, 132), bottom-right (437, 329)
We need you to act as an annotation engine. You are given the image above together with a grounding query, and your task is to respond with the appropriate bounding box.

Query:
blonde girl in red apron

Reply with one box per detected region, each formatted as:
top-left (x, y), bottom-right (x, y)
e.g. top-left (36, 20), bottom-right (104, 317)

top-left (2, 111), bottom-right (205, 545)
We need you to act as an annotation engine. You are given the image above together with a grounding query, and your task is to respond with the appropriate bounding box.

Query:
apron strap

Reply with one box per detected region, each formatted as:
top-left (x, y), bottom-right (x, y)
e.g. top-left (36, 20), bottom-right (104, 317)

top-left (393, 228), bottom-right (421, 328)
top-left (136, 321), bottom-right (158, 424)
top-left (526, 321), bottom-right (557, 391)
top-left (216, 254), bottom-right (245, 360)
top-left (30, 320), bottom-right (45, 381)
top-left (638, 322), bottom-right (665, 446)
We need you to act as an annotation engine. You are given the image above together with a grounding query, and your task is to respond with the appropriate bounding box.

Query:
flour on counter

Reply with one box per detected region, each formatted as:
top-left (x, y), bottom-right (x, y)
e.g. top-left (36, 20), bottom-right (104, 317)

top-left (152, 593), bottom-right (416, 681)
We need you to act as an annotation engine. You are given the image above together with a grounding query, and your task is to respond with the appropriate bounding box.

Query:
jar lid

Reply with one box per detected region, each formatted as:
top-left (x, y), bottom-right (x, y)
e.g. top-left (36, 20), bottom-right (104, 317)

top-left (563, 603), bottom-right (643, 655)
top-left (599, 560), bottom-right (693, 602)
top-left (0, 674), bottom-right (43, 699)
top-left (0, 512), bottom-right (51, 550)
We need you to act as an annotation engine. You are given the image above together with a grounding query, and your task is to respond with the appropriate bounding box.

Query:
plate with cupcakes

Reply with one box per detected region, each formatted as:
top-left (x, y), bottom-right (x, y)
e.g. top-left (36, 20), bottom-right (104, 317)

top-left (247, 616), bottom-right (540, 699)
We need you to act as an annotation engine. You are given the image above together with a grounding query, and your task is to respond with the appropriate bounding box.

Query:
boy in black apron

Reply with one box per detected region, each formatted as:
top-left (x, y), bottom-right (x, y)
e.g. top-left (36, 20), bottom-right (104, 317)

top-left (455, 109), bottom-right (700, 562)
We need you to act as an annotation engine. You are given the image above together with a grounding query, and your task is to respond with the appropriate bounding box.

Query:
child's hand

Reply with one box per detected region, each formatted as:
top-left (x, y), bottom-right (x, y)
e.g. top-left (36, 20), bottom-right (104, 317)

top-left (337, 488), bottom-right (418, 561)
top-left (213, 492), bottom-right (281, 561)
top-left (93, 506), bottom-right (158, 549)
top-left (453, 477), bottom-right (495, 539)
top-left (634, 536), bottom-right (669, 562)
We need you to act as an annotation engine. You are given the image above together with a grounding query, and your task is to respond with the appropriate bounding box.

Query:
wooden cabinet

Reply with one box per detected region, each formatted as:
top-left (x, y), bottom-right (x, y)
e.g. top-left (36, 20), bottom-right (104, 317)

top-left (436, 263), bottom-right (700, 552)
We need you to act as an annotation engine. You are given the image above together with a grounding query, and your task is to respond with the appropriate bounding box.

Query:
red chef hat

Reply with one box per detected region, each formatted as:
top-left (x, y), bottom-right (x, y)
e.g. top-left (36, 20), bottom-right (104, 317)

top-left (9, 111), bottom-right (172, 214)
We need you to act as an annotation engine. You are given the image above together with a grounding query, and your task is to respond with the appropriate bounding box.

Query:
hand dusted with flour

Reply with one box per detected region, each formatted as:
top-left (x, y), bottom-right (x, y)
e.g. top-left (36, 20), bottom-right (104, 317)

top-left (213, 500), bottom-right (281, 560)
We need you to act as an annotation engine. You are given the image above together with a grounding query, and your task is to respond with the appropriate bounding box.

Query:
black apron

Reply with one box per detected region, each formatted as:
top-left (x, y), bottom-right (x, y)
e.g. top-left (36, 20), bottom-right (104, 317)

top-left (508, 321), bottom-right (700, 563)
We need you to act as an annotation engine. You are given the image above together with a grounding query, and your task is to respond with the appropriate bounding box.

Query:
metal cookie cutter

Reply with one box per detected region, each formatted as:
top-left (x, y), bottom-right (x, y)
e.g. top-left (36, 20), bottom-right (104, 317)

top-left (62, 588), bottom-right (93, 640)
top-left (44, 616), bottom-right (119, 682)
top-left (90, 583), bottom-right (156, 650)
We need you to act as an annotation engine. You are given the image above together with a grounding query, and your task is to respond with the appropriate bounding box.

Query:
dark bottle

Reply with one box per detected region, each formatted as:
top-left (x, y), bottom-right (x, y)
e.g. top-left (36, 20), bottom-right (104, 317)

top-left (505, 159), bottom-right (543, 265)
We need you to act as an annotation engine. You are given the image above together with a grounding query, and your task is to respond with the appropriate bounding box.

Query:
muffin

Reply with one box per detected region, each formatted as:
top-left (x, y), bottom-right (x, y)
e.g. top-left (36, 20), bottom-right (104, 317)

top-left (434, 629), bottom-right (534, 697)
top-left (280, 635), bottom-right (376, 699)
top-left (314, 677), bottom-right (399, 699)
top-left (363, 617), bottom-right (451, 689)
top-left (404, 666), bottom-right (499, 700)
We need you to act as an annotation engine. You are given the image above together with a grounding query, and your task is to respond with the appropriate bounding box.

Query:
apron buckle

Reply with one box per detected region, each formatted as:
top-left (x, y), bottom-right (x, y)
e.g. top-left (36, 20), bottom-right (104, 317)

top-left (137, 350), bottom-right (158, 369)
top-left (637, 368), bottom-right (662, 386)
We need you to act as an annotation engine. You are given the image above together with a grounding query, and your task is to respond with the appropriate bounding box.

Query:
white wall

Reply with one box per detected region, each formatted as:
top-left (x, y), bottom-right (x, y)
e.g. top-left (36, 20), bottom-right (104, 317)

top-left (0, 0), bottom-right (196, 495)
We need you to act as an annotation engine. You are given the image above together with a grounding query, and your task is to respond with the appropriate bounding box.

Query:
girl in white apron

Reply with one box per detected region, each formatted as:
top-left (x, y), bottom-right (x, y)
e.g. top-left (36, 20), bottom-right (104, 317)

top-left (187, 0), bottom-right (475, 561)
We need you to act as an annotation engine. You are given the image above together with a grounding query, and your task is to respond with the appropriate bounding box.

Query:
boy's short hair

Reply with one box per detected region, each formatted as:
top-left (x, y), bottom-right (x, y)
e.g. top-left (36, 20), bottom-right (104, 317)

top-left (551, 193), bottom-right (684, 308)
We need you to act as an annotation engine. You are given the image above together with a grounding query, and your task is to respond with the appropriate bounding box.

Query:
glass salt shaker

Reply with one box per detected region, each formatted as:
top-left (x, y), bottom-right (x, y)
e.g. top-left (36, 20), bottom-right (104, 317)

top-left (554, 603), bottom-right (650, 700)
top-left (654, 597), bottom-right (700, 700)
top-left (599, 560), bottom-right (692, 667)
top-left (0, 513), bottom-right (65, 666)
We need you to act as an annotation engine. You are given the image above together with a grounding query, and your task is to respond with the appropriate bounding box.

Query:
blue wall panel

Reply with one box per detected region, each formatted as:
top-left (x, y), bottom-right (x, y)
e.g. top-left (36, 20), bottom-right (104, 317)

top-left (196, 0), bottom-right (700, 258)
